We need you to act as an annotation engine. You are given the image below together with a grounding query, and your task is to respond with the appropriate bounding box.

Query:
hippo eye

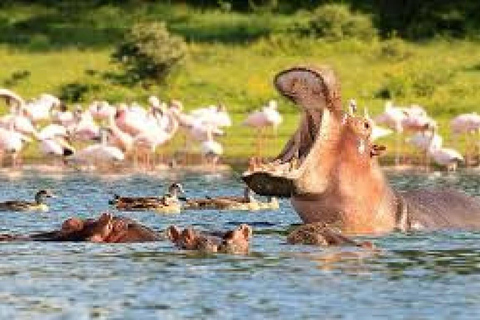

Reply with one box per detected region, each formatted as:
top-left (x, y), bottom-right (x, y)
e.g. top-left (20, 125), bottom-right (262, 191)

top-left (364, 122), bottom-right (370, 129)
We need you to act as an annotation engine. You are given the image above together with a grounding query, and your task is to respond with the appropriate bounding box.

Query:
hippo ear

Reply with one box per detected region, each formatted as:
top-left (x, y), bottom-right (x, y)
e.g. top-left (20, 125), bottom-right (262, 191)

top-left (61, 217), bottom-right (84, 232)
top-left (166, 225), bottom-right (181, 242)
top-left (274, 66), bottom-right (342, 111)
top-left (98, 212), bottom-right (113, 224)
top-left (182, 228), bottom-right (196, 242)
top-left (237, 224), bottom-right (252, 240)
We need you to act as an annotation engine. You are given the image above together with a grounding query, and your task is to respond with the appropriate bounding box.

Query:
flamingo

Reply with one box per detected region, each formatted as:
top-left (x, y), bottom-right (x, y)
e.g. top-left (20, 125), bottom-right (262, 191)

top-left (375, 101), bottom-right (409, 165)
top-left (407, 130), bottom-right (443, 169)
top-left (88, 101), bottom-right (116, 122)
top-left (189, 104), bottom-right (232, 128)
top-left (107, 112), bottom-right (134, 154)
top-left (115, 104), bottom-right (147, 136)
top-left (428, 145), bottom-right (464, 172)
top-left (51, 103), bottom-right (75, 128)
top-left (243, 99), bottom-right (283, 157)
top-left (375, 101), bottom-right (436, 165)
top-left (0, 88), bottom-right (25, 108)
top-left (450, 113), bottom-right (480, 166)
top-left (200, 127), bottom-right (223, 168)
top-left (0, 110), bottom-right (38, 138)
top-left (37, 123), bottom-right (75, 165)
top-left (39, 135), bottom-right (75, 166)
top-left (0, 89), bottom-right (39, 138)
top-left (0, 126), bottom-right (30, 167)
top-left (23, 93), bottom-right (60, 123)
top-left (70, 108), bottom-right (100, 142)
top-left (67, 128), bottom-right (124, 168)
top-left (132, 107), bottom-right (178, 169)
top-left (0, 89), bottom-right (32, 167)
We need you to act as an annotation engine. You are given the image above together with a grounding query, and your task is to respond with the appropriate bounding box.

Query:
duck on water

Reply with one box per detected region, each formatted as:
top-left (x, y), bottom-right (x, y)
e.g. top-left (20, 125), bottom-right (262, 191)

top-left (109, 183), bottom-right (186, 213)
top-left (0, 189), bottom-right (55, 212)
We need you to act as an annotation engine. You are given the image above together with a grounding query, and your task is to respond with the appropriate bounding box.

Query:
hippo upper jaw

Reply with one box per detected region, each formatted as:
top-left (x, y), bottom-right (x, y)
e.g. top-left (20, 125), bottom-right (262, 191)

top-left (242, 66), bottom-right (343, 197)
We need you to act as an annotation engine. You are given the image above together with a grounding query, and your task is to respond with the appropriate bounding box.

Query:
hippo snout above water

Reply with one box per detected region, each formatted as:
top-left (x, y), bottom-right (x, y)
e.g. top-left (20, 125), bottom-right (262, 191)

top-left (166, 224), bottom-right (252, 255)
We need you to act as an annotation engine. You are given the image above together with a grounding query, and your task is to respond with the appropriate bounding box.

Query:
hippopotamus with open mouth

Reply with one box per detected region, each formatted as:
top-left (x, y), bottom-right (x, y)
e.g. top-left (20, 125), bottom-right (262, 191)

top-left (243, 66), bottom-right (480, 234)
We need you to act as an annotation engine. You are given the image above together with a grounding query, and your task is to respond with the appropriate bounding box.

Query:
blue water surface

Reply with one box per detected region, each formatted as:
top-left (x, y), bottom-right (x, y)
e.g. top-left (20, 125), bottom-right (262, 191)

top-left (0, 169), bottom-right (479, 319)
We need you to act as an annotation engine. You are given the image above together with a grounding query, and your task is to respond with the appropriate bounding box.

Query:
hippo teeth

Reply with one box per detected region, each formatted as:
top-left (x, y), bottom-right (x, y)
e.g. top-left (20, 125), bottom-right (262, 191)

top-left (244, 156), bottom-right (301, 178)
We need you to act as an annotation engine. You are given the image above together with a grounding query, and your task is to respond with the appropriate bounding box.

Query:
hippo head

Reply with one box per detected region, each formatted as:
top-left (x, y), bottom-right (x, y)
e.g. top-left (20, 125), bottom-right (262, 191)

top-left (166, 226), bottom-right (211, 251)
top-left (61, 217), bottom-right (85, 234)
top-left (242, 66), bottom-right (384, 197)
top-left (167, 224), bottom-right (252, 255)
top-left (86, 212), bottom-right (114, 243)
top-left (217, 224), bottom-right (252, 255)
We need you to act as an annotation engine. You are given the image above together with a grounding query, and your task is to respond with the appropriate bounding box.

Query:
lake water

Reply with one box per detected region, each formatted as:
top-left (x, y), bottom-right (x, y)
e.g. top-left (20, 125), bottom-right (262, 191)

top-left (0, 169), bottom-right (479, 319)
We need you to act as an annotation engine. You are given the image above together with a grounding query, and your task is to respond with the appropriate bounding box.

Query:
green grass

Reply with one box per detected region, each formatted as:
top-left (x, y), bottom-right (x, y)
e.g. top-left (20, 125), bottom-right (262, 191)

top-left (0, 3), bottom-right (479, 163)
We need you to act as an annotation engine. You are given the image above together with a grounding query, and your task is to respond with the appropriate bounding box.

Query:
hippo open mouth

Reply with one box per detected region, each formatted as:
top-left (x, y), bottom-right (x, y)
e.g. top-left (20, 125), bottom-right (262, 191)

top-left (242, 66), bottom-right (343, 197)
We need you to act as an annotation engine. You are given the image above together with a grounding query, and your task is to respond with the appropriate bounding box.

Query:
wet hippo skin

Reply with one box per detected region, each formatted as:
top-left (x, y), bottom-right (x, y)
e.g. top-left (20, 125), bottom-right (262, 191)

top-left (166, 224), bottom-right (252, 255)
top-left (243, 66), bottom-right (480, 234)
top-left (1, 212), bottom-right (161, 243)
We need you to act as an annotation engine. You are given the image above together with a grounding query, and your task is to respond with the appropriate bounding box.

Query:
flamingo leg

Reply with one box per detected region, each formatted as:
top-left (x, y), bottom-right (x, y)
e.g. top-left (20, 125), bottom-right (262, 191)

top-left (395, 132), bottom-right (401, 166)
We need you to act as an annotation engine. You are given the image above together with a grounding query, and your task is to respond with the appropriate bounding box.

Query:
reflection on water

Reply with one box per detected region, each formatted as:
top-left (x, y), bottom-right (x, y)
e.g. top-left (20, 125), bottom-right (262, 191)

top-left (0, 170), bottom-right (480, 319)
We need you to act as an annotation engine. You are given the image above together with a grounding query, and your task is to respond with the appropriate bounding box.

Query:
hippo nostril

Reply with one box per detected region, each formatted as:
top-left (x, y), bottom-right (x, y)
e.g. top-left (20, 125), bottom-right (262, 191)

top-left (364, 122), bottom-right (370, 129)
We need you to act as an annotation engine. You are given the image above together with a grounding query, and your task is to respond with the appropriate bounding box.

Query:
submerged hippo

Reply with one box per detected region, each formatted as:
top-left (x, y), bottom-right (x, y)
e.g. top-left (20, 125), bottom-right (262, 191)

top-left (243, 66), bottom-right (480, 234)
top-left (287, 223), bottom-right (375, 249)
top-left (0, 212), bottom-right (161, 243)
top-left (166, 224), bottom-right (252, 255)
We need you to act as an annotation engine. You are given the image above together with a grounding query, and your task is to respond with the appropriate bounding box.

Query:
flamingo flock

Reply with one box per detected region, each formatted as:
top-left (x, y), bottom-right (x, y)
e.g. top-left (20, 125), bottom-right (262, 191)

top-left (372, 100), bottom-right (479, 171)
top-left (0, 89), bottom-right (235, 170)
top-left (0, 87), bottom-right (478, 172)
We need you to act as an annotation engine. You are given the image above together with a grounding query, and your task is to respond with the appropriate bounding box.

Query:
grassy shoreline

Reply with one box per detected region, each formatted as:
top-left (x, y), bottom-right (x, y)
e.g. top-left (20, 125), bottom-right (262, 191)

top-left (1, 3), bottom-right (479, 160)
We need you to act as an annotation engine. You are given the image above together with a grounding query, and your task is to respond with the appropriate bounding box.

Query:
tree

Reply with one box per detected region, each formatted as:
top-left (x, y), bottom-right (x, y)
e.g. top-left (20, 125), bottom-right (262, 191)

top-left (112, 21), bottom-right (187, 86)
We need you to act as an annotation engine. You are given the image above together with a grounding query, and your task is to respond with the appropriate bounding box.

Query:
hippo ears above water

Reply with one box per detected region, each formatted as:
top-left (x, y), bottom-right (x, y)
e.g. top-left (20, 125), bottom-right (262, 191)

top-left (274, 66), bottom-right (342, 112)
top-left (166, 225), bottom-right (181, 242)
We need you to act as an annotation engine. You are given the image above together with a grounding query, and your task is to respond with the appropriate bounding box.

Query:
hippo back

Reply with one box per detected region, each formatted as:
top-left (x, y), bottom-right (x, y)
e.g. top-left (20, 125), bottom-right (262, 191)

top-left (109, 217), bottom-right (160, 242)
top-left (402, 188), bottom-right (480, 230)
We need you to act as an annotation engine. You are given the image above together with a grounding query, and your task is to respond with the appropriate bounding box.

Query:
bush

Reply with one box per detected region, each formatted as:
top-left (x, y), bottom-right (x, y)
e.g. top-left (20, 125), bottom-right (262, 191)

top-left (112, 21), bottom-right (187, 86)
top-left (378, 37), bottom-right (413, 61)
top-left (306, 4), bottom-right (377, 41)
top-left (375, 66), bottom-right (455, 99)
top-left (3, 70), bottom-right (30, 87)
top-left (59, 82), bottom-right (101, 102)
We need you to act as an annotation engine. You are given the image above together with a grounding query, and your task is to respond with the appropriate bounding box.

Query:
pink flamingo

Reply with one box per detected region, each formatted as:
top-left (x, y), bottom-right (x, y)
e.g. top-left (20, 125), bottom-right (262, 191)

top-left (450, 113), bottom-right (480, 165)
top-left (107, 112), bottom-right (134, 154)
top-left (243, 100), bottom-right (283, 157)
top-left (89, 101), bottom-right (116, 122)
top-left (133, 108), bottom-right (178, 169)
top-left (426, 129), bottom-right (464, 172)
top-left (67, 128), bottom-right (124, 169)
top-left (375, 101), bottom-right (409, 165)
top-left (200, 127), bottom-right (223, 168)
top-left (376, 101), bottom-right (436, 165)
top-left (70, 108), bottom-right (100, 142)
top-left (23, 93), bottom-right (60, 123)
top-left (0, 125), bottom-right (30, 167)
top-left (51, 103), bottom-right (75, 128)
top-left (115, 104), bottom-right (147, 136)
